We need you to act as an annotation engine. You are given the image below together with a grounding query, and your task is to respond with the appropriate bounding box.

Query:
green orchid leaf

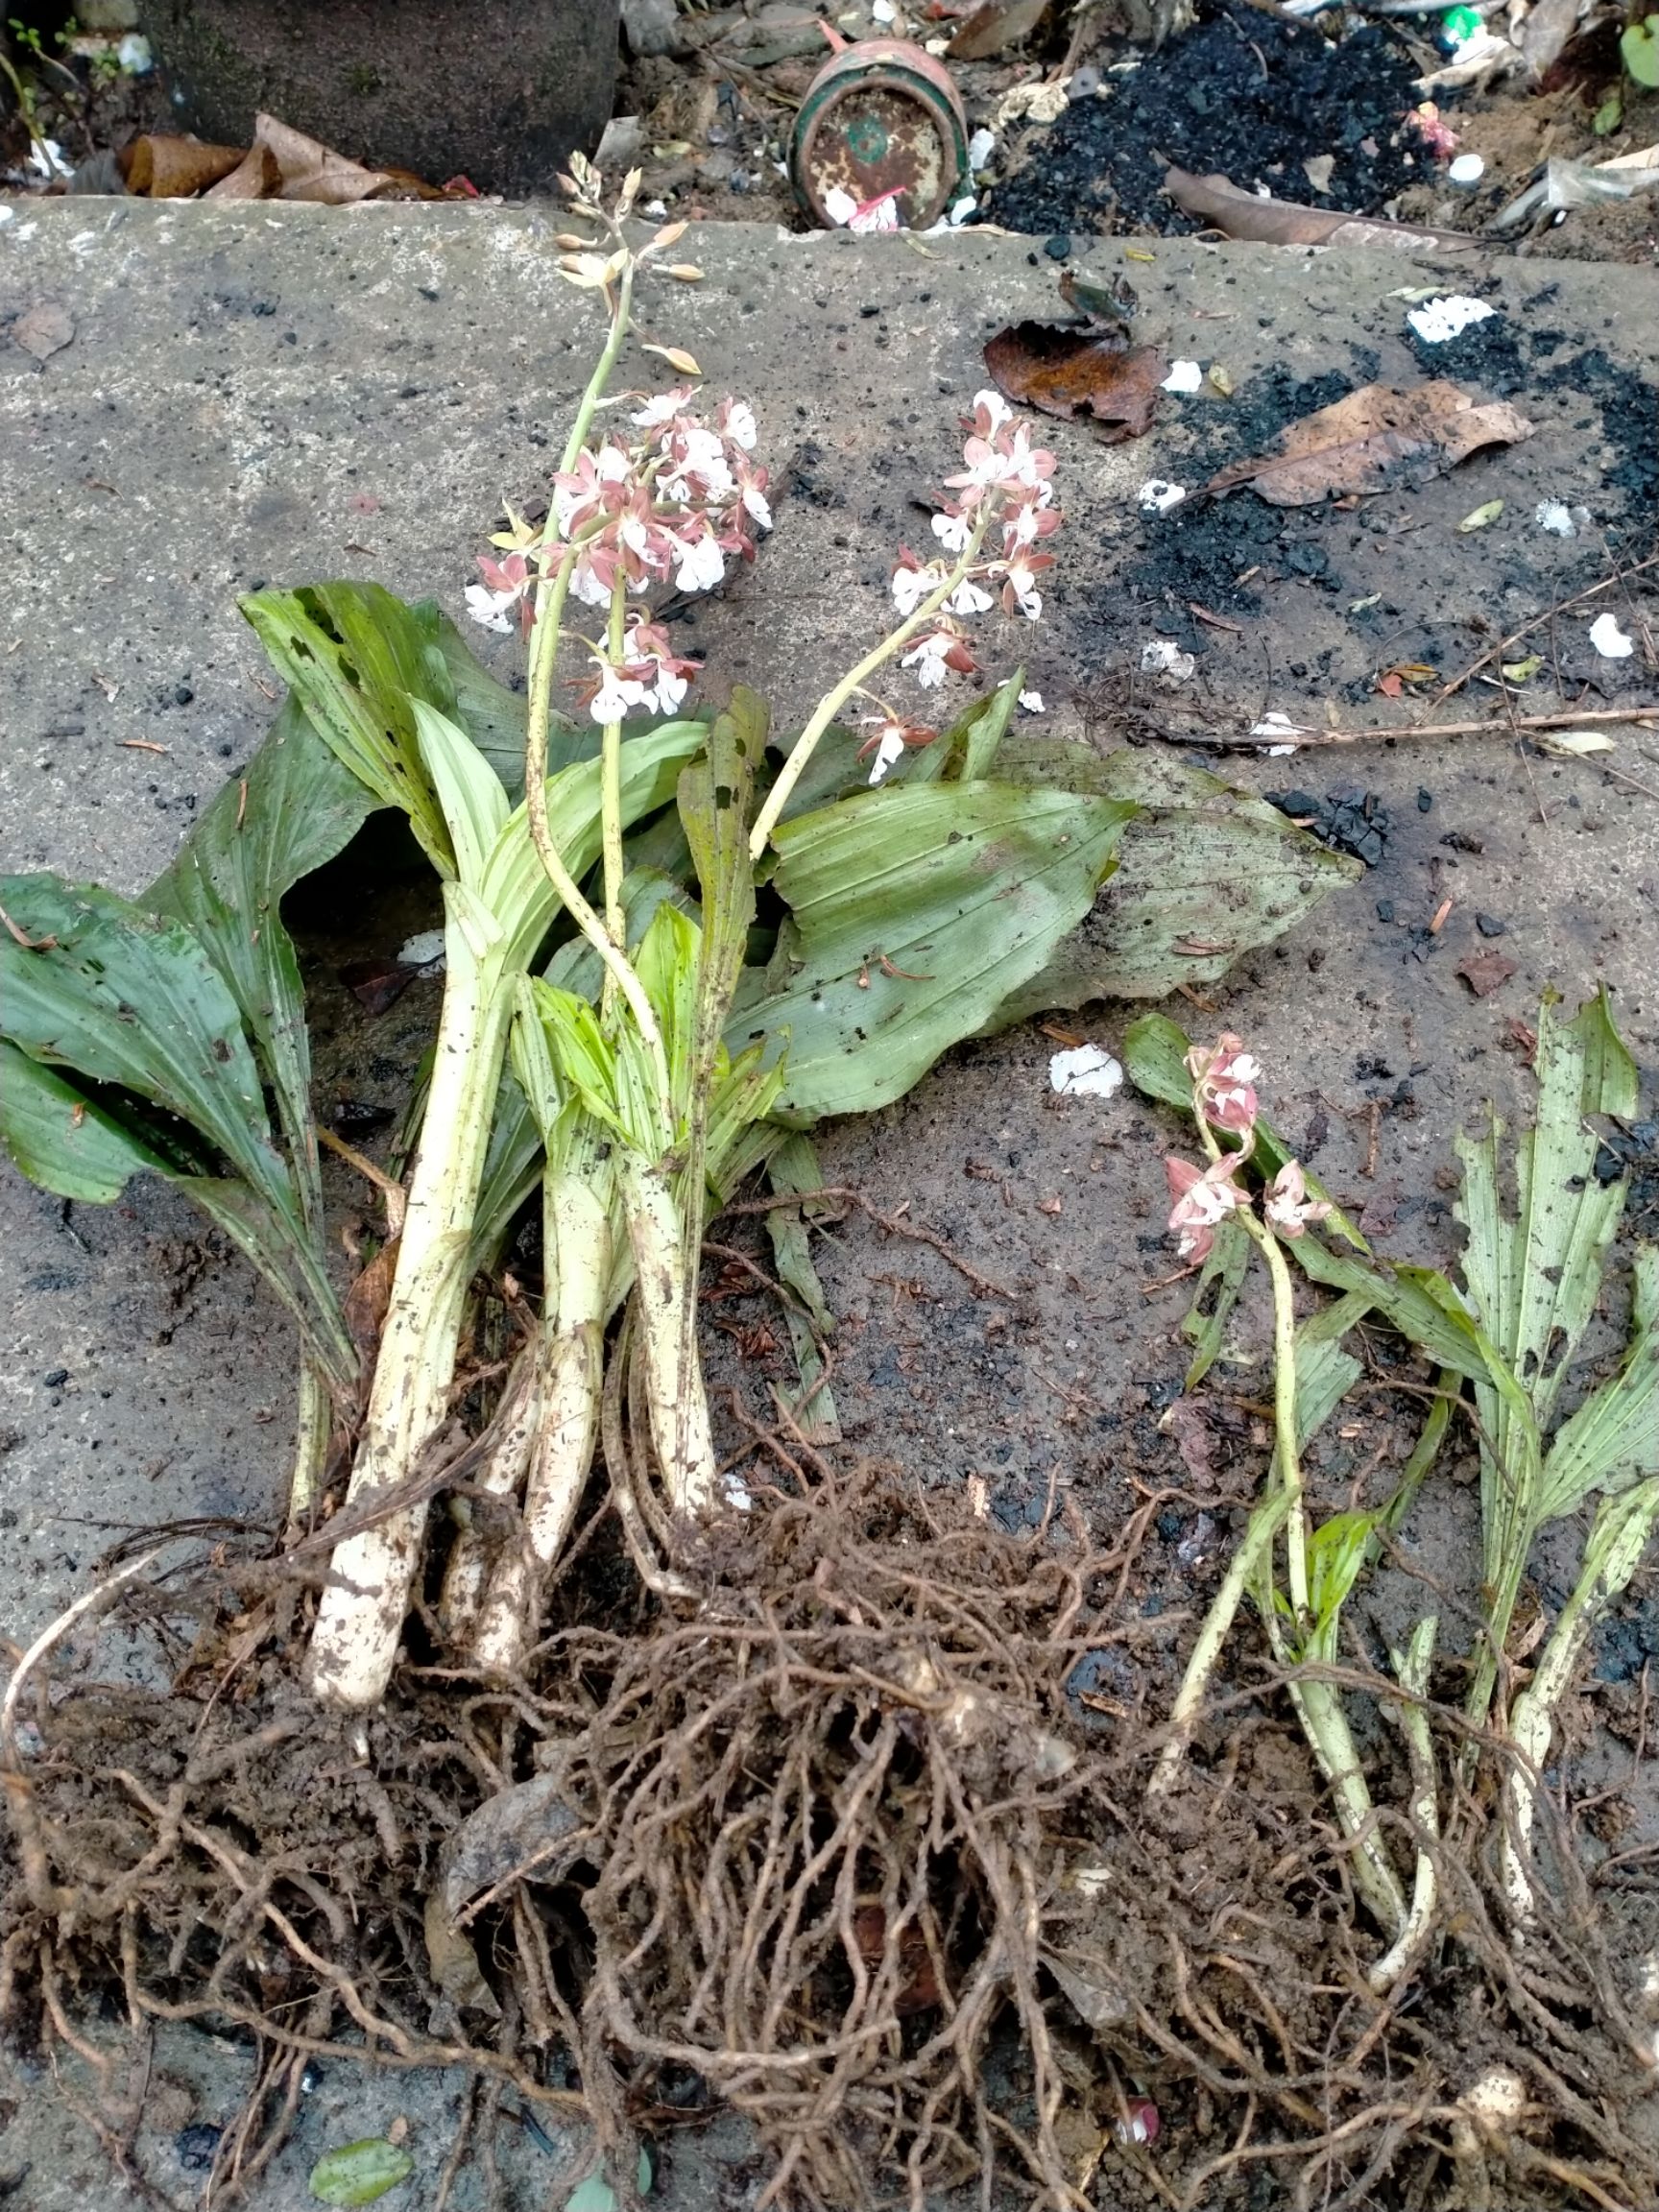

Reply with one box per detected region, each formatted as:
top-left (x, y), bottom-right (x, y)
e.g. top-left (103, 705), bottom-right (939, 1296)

top-left (1539, 1247), bottom-right (1659, 1519)
top-left (419, 601), bottom-right (589, 796)
top-left (242, 580), bottom-right (459, 874)
top-left (411, 700), bottom-right (511, 891)
top-left (763, 1130), bottom-right (841, 1443)
top-left (734, 781), bottom-right (1133, 1125)
top-left (479, 721), bottom-right (709, 974)
top-left (991, 743), bottom-right (1360, 1015)
top-left (0, 876), bottom-right (354, 1388)
top-left (148, 694), bottom-right (375, 1236)
top-left (1181, 1213), bottom-right (1251, 1388)
top-left (0, 1039), bottom-right (178, 1203)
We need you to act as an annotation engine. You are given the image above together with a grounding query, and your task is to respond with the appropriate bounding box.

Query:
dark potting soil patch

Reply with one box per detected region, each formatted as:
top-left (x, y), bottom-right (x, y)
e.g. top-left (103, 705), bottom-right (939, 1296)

top-left (1111, 367), bottom-right (1357, 650)
top-left (984, 4), bottom-right (1437, 240)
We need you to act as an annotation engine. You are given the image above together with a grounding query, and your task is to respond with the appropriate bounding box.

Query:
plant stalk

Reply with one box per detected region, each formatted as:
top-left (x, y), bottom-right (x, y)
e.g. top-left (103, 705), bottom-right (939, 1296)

top-left (621, 1155), bottom-right (718, 1513)
top-left (305, 894), bottom-right (512, 1710)
top-left (1370, 1616), bottom-right (1440, 1993)
top-left (748, 513), bottom-right (992, 858)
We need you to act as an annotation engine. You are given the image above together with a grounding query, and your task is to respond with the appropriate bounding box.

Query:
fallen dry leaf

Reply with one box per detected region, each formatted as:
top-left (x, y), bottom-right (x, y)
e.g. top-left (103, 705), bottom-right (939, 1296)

top-left (14, 301), bottom-right (74, 363)
top-left (1457, 949), bottom-right (1518, 998)
top-left (1166, 167), bottom-right (1478, 254)
top-left (119, 134), bottom-right (246, 198)
top-left (984, 321), bottom-right (1164, 440)
top-left (1159, 1397), bottom-right (1215, 1486)
top-left (1206, 381), bottom-right (1534, 507)
top-left (204, 112), bottom-right (443, 205)
top-left (949, 0), bottom-right (1051, 60)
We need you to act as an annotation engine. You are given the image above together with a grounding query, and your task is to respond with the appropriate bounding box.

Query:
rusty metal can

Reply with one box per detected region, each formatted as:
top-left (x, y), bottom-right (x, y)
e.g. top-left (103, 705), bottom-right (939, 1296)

top-left (790, 36), bottom-right (969, 232)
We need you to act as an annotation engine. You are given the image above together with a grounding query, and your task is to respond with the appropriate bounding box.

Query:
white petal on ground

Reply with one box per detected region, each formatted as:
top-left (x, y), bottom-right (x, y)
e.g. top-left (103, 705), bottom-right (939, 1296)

top-left (968, 127), bottom-right (996, 171)
top-left (822, 185), bottom-right (856, 226)
top-left (1251, 710), bottom-right (1310, 740)
top-left (397, 929), bottom-right (447, 971)
top-left (1049, 1045), bottom-right (1124, 1100)
top-left (1141, 638), bottom-right (1195, 682)
top-left (1018, 689), bottom-right (1045, 712)
top-left (1161, 360), bottom-right (1203, 394)
top-left (1138, 479), bottom-right (1187, 513)
top-left (1448, 153), bottom-right (1484, 184)
top-left (1407, 295), bottom-right (1495, 342)
top-left (1534, 498), bottom-right (1577, 537)
top-left (1589, 613), bottom-right (1634, 659)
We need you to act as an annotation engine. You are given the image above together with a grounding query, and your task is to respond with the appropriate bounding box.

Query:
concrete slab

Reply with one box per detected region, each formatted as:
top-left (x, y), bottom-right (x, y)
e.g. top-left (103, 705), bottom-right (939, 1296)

top-left (2, 202), bottom-right (1657, 2202)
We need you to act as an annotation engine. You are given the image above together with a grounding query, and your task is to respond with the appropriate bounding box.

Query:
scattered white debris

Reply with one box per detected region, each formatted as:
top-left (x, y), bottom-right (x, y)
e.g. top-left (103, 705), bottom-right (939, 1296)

top-left (1589, 613), bottom-right (1634, 660)
top-left (1407, 295), bottom-right (1495, 343)
top-left (1251, 711), bottom-right (1310, 744)
top-left (1448, 153), bottom-right (1484, 185)
top-left (0, 205), bottom-right (13, 227)
top-left (1302, 154), bottom-right (1334, 195)
top-left (1049, 1045), bottom-right (1124, 1099)
top-left (1161, 359), bottom-right (1203, 395)
top-left (642, 197), bottom-right (668, 220)
top-left (1142, 638), bottom-right (1196, 683)
top-left (868, 727), bottom-right (906, 784)
top-left (1536, 729), bottom-right (1616, 757)
top-left (946, 194), bottom-right (976, 226)
top-left (1263, 744), bottom-right (1300, 757)
top-left (1138, 478), bottom-right (1187, 514)
top-left (872, 0), bottom-right (896, 19)
top-left (822, 185), bottom-right (857, 226)
top-left (995, 80), bottom-right (1070, 128)
top-left (1018, 689), bottom-right (1046, 712)
top-left (968, 127), bottom-right (996, 172)
top-left (397, 928), bottom-right (447, 971)
top-left (118, 32), bottom-right (153, 74)
top-left (1533, 499), bottom-right (1582, 538)
top-left (26, 138), bottom-right (72, 180)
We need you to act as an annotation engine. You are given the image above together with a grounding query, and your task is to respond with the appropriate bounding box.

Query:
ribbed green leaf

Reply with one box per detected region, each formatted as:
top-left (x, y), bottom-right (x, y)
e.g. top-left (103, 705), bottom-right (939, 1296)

top-left (993, 743), bottom-right (1360, 1016)
top-left (242, 580), bottom-right (457, 874)
top-left (733, 781), bottom-right (1133, 1125)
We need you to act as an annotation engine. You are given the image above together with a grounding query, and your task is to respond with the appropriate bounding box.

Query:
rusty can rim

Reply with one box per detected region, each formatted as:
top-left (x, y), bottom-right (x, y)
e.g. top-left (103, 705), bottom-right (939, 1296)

top-left (790, 44), bottom-right (969, 232)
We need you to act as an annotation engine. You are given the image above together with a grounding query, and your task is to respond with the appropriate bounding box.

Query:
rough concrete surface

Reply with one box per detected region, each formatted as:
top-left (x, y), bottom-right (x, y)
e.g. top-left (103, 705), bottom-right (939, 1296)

top-left (2, 202), bottom-right (1658, 2204)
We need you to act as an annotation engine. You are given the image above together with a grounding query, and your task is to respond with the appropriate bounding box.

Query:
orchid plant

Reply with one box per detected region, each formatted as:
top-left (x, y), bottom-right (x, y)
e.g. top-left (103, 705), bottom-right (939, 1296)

top-left (1148, 1034), bottom-right (1423, 1956)
top-left (300, 153), bottom-right (1072, 1707)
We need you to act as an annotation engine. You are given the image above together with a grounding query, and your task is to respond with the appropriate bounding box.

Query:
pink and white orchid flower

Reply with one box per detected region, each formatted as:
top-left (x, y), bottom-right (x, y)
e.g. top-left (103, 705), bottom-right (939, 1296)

top-left (1165, 1154), bottom-right (1248, 1264)
top-left (1263, 1160), bottom-right (1333, 1240)
top-left (1185, 1033), bottom-right (1262, 1136)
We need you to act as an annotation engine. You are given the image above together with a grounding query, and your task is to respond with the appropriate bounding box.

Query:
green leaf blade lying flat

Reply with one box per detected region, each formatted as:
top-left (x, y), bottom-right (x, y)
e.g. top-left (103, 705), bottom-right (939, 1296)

top-left (0, 876), bottom-right (355, 1389)
top-left (989, 742), bottom-right (1361, 1016)
top-left (737, 781), bottom-right (1134, 1125)
top-left (0, 1039), bottom-right (173, 1203)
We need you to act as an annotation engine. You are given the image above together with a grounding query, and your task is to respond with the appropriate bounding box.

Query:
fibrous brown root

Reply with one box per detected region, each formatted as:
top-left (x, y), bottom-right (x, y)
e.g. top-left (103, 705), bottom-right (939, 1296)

top-left (5, 1472), bottom-right (1659, 2210)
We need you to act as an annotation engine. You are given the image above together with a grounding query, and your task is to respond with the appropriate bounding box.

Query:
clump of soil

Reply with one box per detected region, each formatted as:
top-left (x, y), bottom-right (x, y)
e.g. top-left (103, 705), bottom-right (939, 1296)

top-left (7, 1468), bottom-right (1659, 2209)
top-left (985, 4), bottom-right (1436, 240)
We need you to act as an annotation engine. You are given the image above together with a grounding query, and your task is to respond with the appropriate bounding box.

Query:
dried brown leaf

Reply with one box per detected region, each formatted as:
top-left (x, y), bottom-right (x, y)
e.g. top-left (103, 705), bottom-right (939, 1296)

top-left (948, 0), bottom-right (1051, 60)
top-left (1165, 166), bottom-right (1478, 254)
top-left (204, 143), bottom-right (284, 202)
top-left (14, 301), bottom-right (74, 363)
top-left (258, 112), bottom-right (397, 202)
top-left (119, 134), bottom-right (249, 198)
top-left (1457, 949), bottom-right (1518, 998)
top-left (1206, 381), bottom-right (1534, 506)
top-left (984, 322), bottom-right (1164, 441)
